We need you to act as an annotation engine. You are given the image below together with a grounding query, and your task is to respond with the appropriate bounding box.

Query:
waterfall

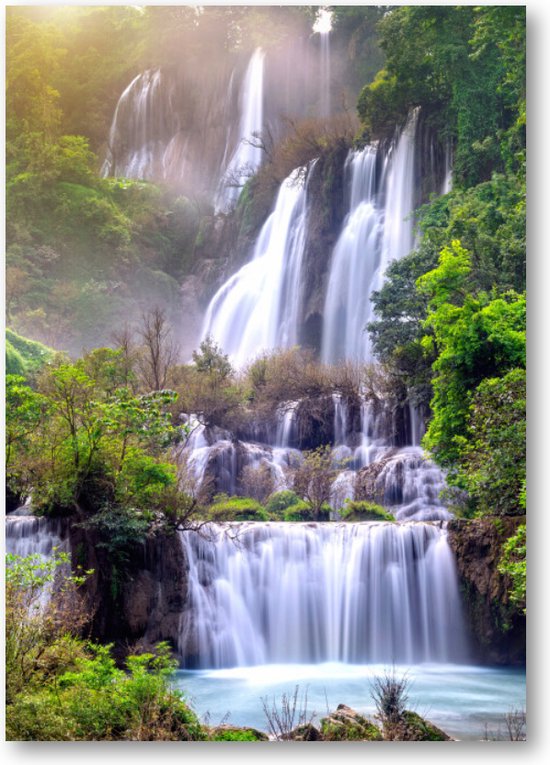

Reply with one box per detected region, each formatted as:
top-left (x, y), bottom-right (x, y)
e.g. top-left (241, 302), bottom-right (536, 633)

top-left (6, 514), bottom-right (69, 609)
top-left (6, 514), bottom-right (67, 559)
top-left (178, 522), bottom-right (468, 668)
top-left (202, 164), bottom-right (312, 367)
top-left (216, 48), bottom-right (265, 212)
top-left (101, 69), bottom-right (174, 180)
top-left (321, 110), bottom-right (419, 364)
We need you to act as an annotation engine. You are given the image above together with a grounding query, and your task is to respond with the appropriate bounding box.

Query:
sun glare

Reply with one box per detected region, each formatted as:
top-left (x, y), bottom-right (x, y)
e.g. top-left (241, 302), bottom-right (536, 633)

top-left (313, 7), bottom-right (333, 35)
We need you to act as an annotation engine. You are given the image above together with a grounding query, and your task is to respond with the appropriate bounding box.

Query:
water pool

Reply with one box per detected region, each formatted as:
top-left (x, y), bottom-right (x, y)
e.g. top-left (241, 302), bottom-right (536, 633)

top-left (175, 662), bottom-right (526, 741)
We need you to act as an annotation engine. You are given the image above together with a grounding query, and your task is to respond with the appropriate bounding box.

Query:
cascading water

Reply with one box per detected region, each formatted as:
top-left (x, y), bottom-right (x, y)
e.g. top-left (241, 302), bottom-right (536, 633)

top-left (178, 521), bottom-right (468, 668)
top-left (216, 48), bottom-right (265, 212)
top-left (321, 109), bottom-right (419, 364)
top-left (202, 163), bottom-right (312, 367)
top-left (6, 513), bottom-right (69, 608)
top-left (101, 69), bottom-right (175, 181)
top-left (6, 513), bottom-right (67, 559)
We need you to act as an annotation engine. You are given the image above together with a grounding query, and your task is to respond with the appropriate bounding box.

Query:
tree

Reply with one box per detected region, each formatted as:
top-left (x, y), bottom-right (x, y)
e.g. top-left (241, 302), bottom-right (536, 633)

top-left (292, 446), bottom-right (341, 520)
top-left (137, 308), bottom-right (179, 392)
top-left (417, 241), bottom-right (525, 469)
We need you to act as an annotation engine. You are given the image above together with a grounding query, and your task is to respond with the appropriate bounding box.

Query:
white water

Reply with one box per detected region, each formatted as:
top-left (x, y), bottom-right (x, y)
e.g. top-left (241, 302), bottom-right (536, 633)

top-left (101, 69), bottom-right (173, 180)
top-left (178, 521), bottom-right (468, 669)
top-left (216, 48), bottom-right (265, 212)
top-left (321, 110), bottom-right (419, 364)
top-left (202, 165), bottom-right (311, 367)
top-left (6, 514), bottom-right (66, 559)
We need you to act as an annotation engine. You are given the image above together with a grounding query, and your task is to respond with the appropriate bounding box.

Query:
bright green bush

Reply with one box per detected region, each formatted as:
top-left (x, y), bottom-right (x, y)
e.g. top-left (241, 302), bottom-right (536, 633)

top-left (340, 501), bottom-right (395, 522)
top-left (498, 524), bottom-right (526, 614)
top-left (207, 495), bottom-right (270, 522)
top-left (283, 501), bottom-right (330, 522)
top-left (7, 642), bottom-right (205, 741)
top-left (265, 490), bottom-right (301, 518)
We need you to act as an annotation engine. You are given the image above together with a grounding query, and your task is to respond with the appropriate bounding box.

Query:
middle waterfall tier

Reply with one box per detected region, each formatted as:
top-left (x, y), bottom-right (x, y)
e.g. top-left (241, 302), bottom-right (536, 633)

top-left (178, 521), bottom-right (469, 668)
top-left (201, 110), bottom-right (423, 368)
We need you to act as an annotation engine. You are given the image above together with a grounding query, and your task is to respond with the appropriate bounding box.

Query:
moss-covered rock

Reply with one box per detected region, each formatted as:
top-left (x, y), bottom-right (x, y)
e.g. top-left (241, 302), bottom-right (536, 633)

top-left (383, 711), bottom-right (451, 741)
top-left (208, 725), bottom-right (268, 742)
top-left (287, 723), bottom-right (323, 741)
top-left (320, 704), bottom-right (383, 741)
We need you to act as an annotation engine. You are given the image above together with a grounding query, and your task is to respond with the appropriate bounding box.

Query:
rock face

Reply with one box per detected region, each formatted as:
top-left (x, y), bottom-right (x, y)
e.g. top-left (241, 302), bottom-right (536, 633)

top-left (447, 516), bottom-right (526, 665)
top-left (69, 523), bottom-right (186, 654)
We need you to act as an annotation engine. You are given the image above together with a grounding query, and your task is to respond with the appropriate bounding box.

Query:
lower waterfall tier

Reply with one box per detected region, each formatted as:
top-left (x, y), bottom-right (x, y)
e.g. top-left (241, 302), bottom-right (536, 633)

top-left (178, 521), bottom-right (469, 668)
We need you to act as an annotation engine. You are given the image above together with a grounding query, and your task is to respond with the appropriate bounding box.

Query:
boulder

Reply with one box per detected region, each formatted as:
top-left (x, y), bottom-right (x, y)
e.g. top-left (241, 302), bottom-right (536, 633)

top-left (320, 704), bottom-right (382, 741)
top-left (383, 711), bottom-right (451, 741)
top-left (288, 723), bottom-right (323, 741)
top-left (208, 725), bottom-right (269, 742)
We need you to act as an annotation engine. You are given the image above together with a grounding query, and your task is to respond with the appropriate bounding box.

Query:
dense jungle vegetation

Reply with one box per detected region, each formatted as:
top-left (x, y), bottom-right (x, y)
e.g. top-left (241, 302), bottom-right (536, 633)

top-left (5, 5), bottom-right (526, 740)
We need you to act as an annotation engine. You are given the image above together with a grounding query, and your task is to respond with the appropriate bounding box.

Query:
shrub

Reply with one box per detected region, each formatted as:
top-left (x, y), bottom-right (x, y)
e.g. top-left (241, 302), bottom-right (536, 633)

top-left (7, 642), bottom-right (205, 741)
top-left (265, 490), bottom-right (301, 518)
top-left (283, 501), bottom-right (330, 522)
top-left (370, 670), bottom-right (410, 729)
top-left (498, 524), bottom-right (526, 615)
top-left (340, 501), bottom-right (395, 522)
top-left (206, 495), bottom-right (269, 522)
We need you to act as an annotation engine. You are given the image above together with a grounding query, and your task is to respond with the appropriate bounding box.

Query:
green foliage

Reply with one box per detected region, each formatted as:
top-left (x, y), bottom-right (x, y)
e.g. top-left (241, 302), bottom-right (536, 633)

top-left (283, 500), bottom-right (325, 523)
top-left (7, 640), bottom-right (204, 741)
top-left (340, 501), bottom-right (395, 523)
top-left (498, 524), bottom-right (526, 615)
top-left (206, 496), bottom-right (270, 522)
top-left (5, 550), bottom-right (91, 705)
top-left (5, 349), bottom-right (184, 529)
top-left (181, 338), bottom-right (242, 427)
top-left (357, 6), bottom-right (525, 186)
top-left (6, 329), bottom-right (56, 378)
top-left (457, 369), bottom-right (526, 516)
top-left (418, 242), bottom-right (525, 469)
top-left (264, 490), bottom-right (301, 518)
top-left (209, 727), bottom-right (266, 741)
top-left (80, 504), bottom-right (150, 572)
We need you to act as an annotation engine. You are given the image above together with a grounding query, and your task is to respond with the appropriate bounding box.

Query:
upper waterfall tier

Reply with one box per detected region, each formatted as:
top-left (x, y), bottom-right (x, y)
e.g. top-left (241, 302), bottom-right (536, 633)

top-left (215, 48), bottom-right (265, 213)
top-left (178, 521), bottom-right (469, 668)
top-left (101, 39), bottom-right (339, 205)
